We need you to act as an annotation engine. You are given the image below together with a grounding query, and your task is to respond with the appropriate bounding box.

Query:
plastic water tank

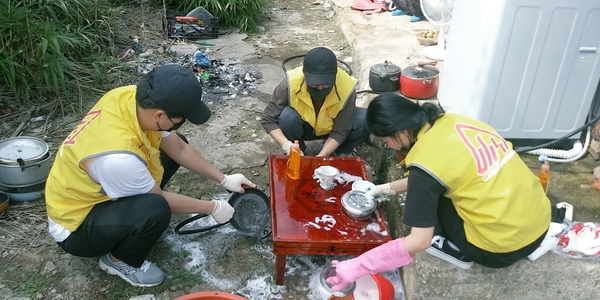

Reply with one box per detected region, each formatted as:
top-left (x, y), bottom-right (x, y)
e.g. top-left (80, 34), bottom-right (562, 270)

top-left (438, 0), bottom-right (600, 143)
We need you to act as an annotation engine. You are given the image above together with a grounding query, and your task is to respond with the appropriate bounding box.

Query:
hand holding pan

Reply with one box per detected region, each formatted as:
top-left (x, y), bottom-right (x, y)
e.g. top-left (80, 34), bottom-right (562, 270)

top-left (175, 187), bottom-right (271, 239)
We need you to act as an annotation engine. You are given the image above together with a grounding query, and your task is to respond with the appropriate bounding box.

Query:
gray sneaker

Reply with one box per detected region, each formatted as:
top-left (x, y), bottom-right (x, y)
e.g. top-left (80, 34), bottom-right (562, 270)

top-left (99, 254), bottom-right (165, 287)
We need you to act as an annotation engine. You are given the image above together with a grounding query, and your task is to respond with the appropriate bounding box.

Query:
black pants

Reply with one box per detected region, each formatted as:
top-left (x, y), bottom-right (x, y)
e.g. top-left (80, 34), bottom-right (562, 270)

top-left (57, 134), bottom-right (187, 267)
top-left (436, 196), bottom-right (547, 268)
top-left (278, 106), bottom-right (366, 155)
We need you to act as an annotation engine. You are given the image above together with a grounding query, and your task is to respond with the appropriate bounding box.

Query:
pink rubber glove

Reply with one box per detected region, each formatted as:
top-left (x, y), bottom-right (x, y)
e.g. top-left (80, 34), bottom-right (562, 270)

top-left (326, 237), bottom-right (413, 291)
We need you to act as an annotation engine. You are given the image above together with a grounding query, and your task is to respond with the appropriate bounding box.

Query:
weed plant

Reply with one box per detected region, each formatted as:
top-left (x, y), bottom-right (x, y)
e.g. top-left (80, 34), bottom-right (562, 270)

top-left (0, 0), bottom-right (118, 103)
top-left (172, 0), bottom-right (270, 33)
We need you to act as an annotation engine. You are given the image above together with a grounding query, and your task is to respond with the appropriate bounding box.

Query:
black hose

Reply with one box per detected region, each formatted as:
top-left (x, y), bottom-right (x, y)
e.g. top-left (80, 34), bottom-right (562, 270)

top-left (356, 89), bottom-right (381, 94)
top-left (515, 113), bottom-right (600, 153)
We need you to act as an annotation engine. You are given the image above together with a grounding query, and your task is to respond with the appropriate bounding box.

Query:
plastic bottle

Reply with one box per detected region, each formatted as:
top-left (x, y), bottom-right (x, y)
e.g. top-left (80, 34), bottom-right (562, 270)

top-left (537, 155), bottom-right (550, 194)
top-left (286, 140), bottom-right (301, 180)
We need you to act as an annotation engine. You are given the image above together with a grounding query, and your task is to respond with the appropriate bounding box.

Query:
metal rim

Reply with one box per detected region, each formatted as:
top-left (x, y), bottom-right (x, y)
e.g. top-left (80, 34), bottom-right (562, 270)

top-left (341, 190), bottom-right (376, 220)
top-left (228, 188), bottom-right (270, 234)
top-left (0, 152), bottom-right (50, 166)
top-left (0, 137), bottom-right (49, 164)
top-left (402, 65), bottom-right (440, 80)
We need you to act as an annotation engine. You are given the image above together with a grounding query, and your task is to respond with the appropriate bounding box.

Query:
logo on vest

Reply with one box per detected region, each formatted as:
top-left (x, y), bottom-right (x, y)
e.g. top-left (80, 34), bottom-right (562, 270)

top-left (64, 109), bottom-right (102, 145)
top-left (455, 123), bottom-right (513, 180)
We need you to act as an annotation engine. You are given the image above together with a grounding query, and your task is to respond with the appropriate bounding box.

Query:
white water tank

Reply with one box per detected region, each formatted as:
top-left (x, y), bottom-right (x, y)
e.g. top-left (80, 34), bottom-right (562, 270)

top-left (438, 0), bottom-right (600, 143)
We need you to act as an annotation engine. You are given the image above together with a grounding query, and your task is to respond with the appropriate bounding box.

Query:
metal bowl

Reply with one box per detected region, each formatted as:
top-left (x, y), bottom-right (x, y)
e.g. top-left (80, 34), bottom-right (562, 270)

top-left (319, 266), bottom-right (356, 297)
top-left (341, 190), bottom-right (376, 220)
top-left (0, 192), bottom-right (9, 214)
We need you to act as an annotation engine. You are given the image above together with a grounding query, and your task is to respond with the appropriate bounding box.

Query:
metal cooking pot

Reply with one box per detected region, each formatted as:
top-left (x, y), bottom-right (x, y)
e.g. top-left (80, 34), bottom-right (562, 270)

top-left (369, 61), bottom-right (401, 93)
top-left (399, 62), bottom-right (440, 99)
top-left (341, 190), bottom-right (376, 220)
top-left (0, 136), bottom-right (49, 165)
top-left (0, 155), bottom-right (52, 186)
top-left (0, 137), bottom-right (51, 186)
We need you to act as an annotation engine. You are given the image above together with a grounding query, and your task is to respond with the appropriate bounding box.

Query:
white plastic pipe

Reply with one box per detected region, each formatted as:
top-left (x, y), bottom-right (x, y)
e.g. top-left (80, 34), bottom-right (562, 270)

top-left (523, 127), bottom-right (591, 163)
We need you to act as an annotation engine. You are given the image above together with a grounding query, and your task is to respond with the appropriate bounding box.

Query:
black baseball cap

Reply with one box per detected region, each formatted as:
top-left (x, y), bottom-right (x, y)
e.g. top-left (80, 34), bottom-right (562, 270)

top-left (136, 64), bottom-right (211, 124)
top-left (303, 47), bottom-right (338, 86)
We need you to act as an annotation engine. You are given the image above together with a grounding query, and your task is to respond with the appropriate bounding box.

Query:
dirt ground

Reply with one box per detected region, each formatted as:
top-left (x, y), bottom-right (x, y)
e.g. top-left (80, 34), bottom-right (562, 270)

top-left (0, 1), bottom-right (365, 300)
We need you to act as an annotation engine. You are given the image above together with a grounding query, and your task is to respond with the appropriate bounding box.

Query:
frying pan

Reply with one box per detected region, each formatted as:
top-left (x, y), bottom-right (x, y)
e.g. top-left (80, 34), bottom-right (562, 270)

top-left (175, 188), bottom-right (271, 239)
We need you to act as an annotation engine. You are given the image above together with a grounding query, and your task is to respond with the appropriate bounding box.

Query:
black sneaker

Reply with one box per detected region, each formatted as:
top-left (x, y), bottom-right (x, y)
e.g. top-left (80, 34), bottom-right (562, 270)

top-left (425, 235), bottom-right (474, 269)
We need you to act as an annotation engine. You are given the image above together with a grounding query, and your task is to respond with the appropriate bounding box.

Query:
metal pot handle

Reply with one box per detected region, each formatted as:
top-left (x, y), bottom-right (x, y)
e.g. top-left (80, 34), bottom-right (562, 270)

top-left (17, 158), bottom-right (44, 171)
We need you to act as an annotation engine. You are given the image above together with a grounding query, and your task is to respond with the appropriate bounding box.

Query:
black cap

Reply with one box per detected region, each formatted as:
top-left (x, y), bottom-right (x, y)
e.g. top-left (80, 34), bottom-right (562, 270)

top-left (303, 47), bottom-right (338, 86)
top-left (137, 64), bottom-right (211, 124)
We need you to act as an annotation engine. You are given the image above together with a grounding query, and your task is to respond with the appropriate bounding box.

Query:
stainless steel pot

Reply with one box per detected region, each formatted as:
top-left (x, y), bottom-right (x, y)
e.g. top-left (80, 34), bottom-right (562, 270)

top-left (0, 136), bottom-right (48, 165)
top-left (341, 190), bottom-right (376, 220)
top-left (0, 137), bottom-right (51, 186)
top-left (0, 155), bottom-right (52, 186)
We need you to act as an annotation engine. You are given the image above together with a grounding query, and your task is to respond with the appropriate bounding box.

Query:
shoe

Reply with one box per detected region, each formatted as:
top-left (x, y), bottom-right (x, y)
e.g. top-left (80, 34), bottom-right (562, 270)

top-left (424, 235), bottom-right (474, 269)
top-left (391, 9), bottom-right (407, 16)
top-left (409, 15), bottom-right (422, 22)
top-left (99, 254), bottom-right (165, 287)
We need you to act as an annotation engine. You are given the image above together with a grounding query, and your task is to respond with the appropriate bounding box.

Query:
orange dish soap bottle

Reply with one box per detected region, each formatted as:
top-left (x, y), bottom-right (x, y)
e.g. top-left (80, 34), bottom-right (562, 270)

top-left (537, 155), bottom-right (550, 194)
top-left (286, 140), bottom-right (301, 180)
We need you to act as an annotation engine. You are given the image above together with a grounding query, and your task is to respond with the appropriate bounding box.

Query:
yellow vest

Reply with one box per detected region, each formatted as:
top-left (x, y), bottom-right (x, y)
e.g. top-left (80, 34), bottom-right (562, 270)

top-left (405, 114), bottom-right (550, 253)
top-left (45, 86), bottom-right (164, 232)
top-left (287, 66), bottom-right (358, 136)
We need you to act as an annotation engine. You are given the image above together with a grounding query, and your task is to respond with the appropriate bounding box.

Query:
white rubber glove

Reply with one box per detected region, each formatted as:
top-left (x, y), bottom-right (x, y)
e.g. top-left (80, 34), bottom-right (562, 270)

top-left (210, 200), bottom-right (234, 224)
top-left (220, 174), bottom-right (256, 193)
top-left (365, 183), bottom-right (396, 201)
top-left (282, 140), bottom-right (293, 155)
top-left (281, 140), bottom-right (304, 156)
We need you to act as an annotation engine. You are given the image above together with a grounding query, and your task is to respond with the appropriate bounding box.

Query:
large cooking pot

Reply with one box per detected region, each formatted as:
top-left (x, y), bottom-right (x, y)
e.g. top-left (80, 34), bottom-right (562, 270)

top-left (369, 61), bottom-right (401, 93)
top-left (0, 136), bottom-right (49, 165)
top-left (0, 137), bottom-right (51, 186)
top-left (399, 62), bottom-right (440, 99)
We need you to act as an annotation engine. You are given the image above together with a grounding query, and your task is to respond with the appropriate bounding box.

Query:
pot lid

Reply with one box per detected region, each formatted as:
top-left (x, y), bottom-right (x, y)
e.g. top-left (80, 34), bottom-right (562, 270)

top-left (402, 65), bottom-right (439, 79)
top-left (341, 191), bottom-right (376, 215)
top-left (370, 61), bottom-right (401, 77)
top-left (0, 137), bottom-right (49, 163)
top-left (228, 188), bottom-right (271, 234)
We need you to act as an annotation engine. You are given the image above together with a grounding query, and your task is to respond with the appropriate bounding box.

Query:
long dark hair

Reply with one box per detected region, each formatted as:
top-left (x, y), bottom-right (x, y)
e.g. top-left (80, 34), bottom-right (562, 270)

top-left (364, 93), bottom-right (444, 146)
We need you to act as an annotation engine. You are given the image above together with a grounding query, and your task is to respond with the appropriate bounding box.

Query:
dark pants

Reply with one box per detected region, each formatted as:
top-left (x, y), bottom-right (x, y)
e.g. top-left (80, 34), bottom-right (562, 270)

top-left (278, 106), bottom-right (366, 155)
top-left (436, 196), bottom-right (547, 268)
top-left (57, 134), bottom-right (187, 267)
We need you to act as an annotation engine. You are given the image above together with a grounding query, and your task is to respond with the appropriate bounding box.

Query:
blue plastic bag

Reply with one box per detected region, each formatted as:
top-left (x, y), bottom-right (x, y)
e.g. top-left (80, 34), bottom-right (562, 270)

top-left (194, 49), bottom-right (212, 68)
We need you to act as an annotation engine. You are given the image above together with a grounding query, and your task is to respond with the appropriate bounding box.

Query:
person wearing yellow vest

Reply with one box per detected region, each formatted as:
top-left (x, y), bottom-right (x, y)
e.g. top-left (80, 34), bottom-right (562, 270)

top-left (44, 65), bottom-right (256, 287)
top-left (261, 47), bottom-right (365, 156)
top-left (326, 93), bottom-right (551, 291)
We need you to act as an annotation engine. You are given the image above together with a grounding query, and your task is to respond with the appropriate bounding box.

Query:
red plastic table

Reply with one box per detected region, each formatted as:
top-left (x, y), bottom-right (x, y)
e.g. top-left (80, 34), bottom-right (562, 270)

top-left (268, 154), bottom-right (392, 285)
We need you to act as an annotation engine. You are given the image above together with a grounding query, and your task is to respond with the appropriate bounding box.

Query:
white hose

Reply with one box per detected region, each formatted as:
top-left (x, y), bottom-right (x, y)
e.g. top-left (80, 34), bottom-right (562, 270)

top-left (523, 127), bottom-right (591, 163)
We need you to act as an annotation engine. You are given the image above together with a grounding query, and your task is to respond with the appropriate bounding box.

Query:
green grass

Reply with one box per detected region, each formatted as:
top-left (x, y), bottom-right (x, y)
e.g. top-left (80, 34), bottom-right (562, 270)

top-left (168, 0), bottom-right (272, 33)
top-left (9, 269), bottom-right (58, 298)
top-left (0, 0), bottom-right (119, 105)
